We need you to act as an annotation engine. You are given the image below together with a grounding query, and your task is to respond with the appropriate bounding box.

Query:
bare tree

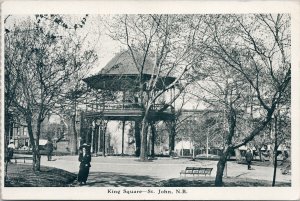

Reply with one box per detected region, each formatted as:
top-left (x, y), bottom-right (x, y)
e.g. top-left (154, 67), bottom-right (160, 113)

top-left (191, 14), bottom-right (290, 186)
top-left (5, 16), bottom-right (97, 171)
top-left (107, 14), bottom-right (204, 160)
top-left (162, 90), bottom-right (195, 155)
top-left (271, 103), bottom-right (290, 186)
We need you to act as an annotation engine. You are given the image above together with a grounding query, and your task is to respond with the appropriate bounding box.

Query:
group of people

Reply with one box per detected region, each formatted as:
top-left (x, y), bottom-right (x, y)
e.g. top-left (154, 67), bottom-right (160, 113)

top-left (5, 138), bottom-right (91, 185)
top-left (6, 138), bottom-right (54, 162)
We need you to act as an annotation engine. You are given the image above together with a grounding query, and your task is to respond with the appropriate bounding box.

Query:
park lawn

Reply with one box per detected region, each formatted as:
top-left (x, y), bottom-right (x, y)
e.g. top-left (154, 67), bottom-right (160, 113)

top-left (5, 163), bottom-right (77, 187)
top-left (160, 177), bottom-right (291, 187)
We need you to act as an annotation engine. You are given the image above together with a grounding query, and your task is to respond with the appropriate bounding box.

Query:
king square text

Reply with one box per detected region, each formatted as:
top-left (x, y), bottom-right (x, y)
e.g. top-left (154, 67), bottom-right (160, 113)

top-left (107, 188), bottom-right (188, 195)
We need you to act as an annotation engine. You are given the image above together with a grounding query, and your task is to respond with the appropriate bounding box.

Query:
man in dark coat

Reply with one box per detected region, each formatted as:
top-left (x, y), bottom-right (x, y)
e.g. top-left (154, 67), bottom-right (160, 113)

top-left (78, 143), bottom-right (91, 185)
top-left (245, 148), bottom-right (253, 170)
top-left (46, 139), bottom-right (54, 161)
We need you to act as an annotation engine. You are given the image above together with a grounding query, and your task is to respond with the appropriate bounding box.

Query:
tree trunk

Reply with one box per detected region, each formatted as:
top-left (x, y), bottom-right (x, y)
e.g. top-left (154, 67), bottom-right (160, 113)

top-left (5, 159), bottom-right (8, 182)
top-left (272, 149), bottom-right (278, 186)
top-left (147, 126), bottom-right (151, 156)
top-left (4, 112), bottom-right (11, 144)
top-left (71, 114), bottom-right (78, 155)
top-left (26, 116), bottom-right (38, 171)
top-left (138, 75), bottom-right (146, 159)
top-left (150, 122), bottom-right (156, 157)
top-left (215, 147), bottom-right (231, 186)
top-left (35, 119), bottom-right (42, 171)
top-left (169, 120), bottom-right (176, 155)
top-left (34, 147), bottom-right (41, 171)
top-left (134, 120), bottom-right (141, 157)
top-left (272, 115), bottom-right (278, 186)
top-left (139, 116), bottom-right (149, 161)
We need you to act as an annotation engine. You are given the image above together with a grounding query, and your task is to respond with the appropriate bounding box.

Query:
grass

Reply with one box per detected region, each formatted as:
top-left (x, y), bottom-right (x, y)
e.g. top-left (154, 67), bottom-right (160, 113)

top-left (5, 163), bottom-right (77, 187)
top-left (160, 177), bottom-right (291, 187)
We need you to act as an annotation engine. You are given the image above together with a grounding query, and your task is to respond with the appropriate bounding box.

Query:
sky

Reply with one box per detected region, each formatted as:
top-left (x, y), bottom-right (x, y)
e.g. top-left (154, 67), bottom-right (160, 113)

top-left (4, 14), bottom-right (122, 76)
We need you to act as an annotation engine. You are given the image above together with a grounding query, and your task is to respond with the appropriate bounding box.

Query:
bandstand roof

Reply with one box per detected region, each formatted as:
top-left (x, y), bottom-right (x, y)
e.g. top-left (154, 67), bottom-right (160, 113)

top-left (83, 50), bottom-right (176, 91)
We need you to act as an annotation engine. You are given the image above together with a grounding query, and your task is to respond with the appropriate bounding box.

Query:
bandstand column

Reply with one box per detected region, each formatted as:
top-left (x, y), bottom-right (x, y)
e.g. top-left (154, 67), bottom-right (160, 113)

top-left (121, 90), bottom-right (126, 156)
top-left (121, 120), bottom-right (125, 156)
top-left (91, 120), bottom-right (95, 154)
top-left (97, 125), bottom-right (101, 154)
top-left (86, 121), bottom-right (91, 145)
top-left (103, 124), bottom-right (106, 157)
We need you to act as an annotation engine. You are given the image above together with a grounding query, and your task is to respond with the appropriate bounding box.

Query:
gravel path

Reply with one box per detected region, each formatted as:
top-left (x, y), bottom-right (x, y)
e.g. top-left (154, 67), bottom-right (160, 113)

top-left (40, 155), bottom-right (291, 186)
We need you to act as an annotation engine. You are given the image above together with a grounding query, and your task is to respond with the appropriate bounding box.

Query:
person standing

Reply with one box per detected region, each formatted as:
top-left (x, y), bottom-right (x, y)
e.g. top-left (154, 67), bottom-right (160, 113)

top-left (7, 140), bottom-right (15, 163)
top-left (245, 148), bottom-right (253, 170)
top-left (78, 143), bottom-right (91, 185)
top-left (46, 139), bottom-right (54, 161)
top-left (281, 150), bottom-right (291, 174)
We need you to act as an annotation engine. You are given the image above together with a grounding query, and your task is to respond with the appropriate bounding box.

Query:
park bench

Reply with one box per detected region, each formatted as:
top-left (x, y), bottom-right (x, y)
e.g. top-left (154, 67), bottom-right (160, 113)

top-left (180, 167), bottom-right (213, 177)
top-left (13, 156), bottom-right (33, 164)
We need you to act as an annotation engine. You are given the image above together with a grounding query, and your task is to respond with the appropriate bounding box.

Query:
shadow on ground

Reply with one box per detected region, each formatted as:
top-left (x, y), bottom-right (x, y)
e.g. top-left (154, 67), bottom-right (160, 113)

top-left (72, 171), bottom-right (291, 187)
top-left (5, 164), bottom-right (291, 187)
top-left (73, 172), bottom-right (161, 187)
top-left (5, 163), bottom-right (76, 187)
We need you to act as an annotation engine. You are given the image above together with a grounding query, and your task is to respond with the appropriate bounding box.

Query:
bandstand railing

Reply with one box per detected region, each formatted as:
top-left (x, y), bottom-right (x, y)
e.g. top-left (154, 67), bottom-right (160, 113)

top-left (85, 102), bottom-right (173, 113)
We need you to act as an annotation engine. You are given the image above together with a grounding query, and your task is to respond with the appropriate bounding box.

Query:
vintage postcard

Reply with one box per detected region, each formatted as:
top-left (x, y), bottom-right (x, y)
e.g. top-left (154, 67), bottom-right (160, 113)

top-left (1, 0), bottom-right (300, 200)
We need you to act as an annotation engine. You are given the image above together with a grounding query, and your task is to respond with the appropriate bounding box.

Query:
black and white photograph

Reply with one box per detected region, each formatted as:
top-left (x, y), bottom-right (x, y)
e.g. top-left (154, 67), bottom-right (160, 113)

top-left (1, 1), bottom-right (300, 200)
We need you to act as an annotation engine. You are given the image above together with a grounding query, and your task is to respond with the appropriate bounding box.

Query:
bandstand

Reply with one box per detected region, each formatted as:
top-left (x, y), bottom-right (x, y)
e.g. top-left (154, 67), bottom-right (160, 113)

top-left (81, 51), bottom-right (177, 157)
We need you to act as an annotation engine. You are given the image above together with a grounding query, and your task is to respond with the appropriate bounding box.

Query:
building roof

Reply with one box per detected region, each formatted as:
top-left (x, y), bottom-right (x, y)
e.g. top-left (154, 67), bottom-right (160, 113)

top-left (98, 50), bottom-right (155, 76)
top-left (83, 50), bottom-right (176, 91)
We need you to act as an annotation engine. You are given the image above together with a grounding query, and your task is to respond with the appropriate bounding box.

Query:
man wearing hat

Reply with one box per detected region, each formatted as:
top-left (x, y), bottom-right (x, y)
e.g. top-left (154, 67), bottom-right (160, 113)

top-left (77, 143), bottom-right (92, 185)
